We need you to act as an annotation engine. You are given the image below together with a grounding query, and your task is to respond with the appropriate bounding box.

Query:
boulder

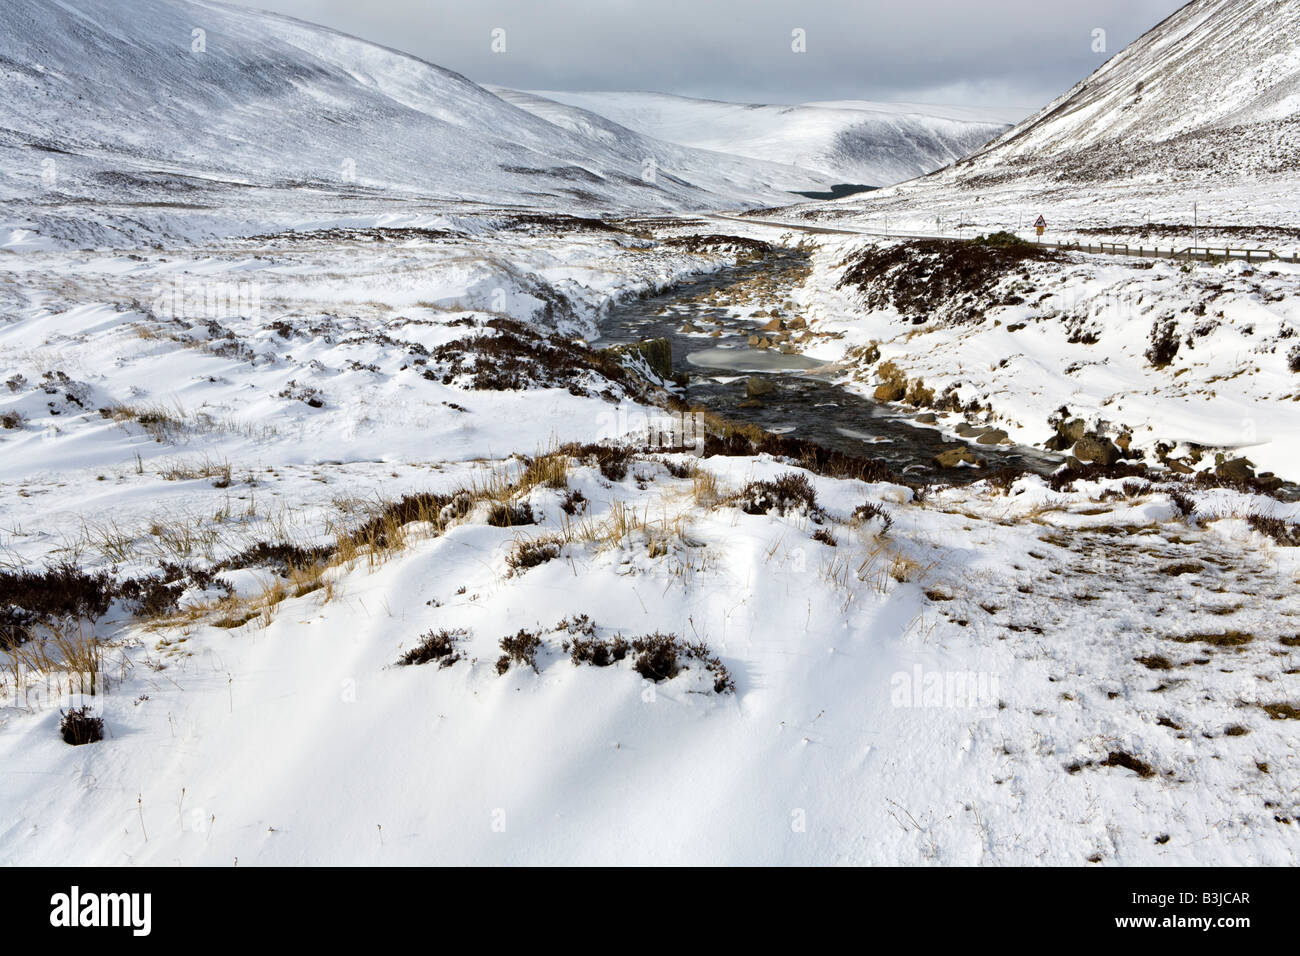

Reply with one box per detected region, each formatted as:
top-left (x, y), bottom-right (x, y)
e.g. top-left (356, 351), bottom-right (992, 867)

top-left (1215, 457), bottom-right (1255, 483)
top-left (934, 446), bottom-right (982, 469)
top-left (976, 428), bottom-right (1010, 445)
top-left (1062, 418), bottom-right (1088, 444)
top-left (745, 376), bottom-right (775, 398)
top-left (915, 412), bottom-right (938, 425)
top-left (602, 338), bottom-right (673, 381)
top-left (1046, 417), bottom-right (1089, 451)
top-left (1072, 436), bottom-right (1120, 466)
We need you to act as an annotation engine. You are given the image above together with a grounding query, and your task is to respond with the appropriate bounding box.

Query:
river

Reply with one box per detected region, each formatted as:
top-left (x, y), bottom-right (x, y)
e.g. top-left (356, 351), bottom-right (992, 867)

top-left (598, 247), bottom-right (1062, 484)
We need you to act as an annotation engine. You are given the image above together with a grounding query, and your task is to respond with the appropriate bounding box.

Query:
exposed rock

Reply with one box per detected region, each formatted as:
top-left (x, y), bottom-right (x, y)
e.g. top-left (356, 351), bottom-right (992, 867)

top-left (1215, 457), bottom-right (1255, 483)
top-left (1062, 418), bottom-right (1088, 443)
top-left (1045, 416), bottom-right (1090, 451)
top-left (935, 446), bottom-right (982, 469)
top-left (915, 412), bottom-right (938, 424)
top-left (976, 428), bottom-right (1010, 445)
top-left (745, 376), bottom-right (775, 398)
top-left (1072, 435), bottom-right (1120, 466)
top-left (603, 338), bottom-right (673, 381)
top-left (760, 317), bottom-right (784, 332)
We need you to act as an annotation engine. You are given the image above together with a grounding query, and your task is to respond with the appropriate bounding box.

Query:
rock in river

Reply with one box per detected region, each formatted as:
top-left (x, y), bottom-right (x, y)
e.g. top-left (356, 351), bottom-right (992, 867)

top-left (935, 446), bottom-right (983, 469)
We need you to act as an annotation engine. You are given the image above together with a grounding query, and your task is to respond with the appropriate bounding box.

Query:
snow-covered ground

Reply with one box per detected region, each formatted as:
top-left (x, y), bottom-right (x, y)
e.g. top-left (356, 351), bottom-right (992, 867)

top-left (2, 215), bottom-right (1298, 866)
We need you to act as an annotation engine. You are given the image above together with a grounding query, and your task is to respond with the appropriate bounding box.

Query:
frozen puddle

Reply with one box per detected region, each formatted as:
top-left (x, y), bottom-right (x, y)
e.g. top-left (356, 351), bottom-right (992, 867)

top-left (836, 426), bottom-right (894, 443)
top-left (686, 346), bottom-right (823, 373)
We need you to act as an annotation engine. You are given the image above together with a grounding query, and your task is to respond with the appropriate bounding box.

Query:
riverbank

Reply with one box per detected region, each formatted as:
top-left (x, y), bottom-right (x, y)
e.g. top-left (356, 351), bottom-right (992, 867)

top-left (671, 218), bottom-right (1300, 490)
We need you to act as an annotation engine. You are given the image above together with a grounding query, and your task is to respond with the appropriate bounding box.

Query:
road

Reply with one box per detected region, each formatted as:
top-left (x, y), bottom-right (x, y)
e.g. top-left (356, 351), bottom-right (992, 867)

top-left (706, 214), bottom-right (1295, 263)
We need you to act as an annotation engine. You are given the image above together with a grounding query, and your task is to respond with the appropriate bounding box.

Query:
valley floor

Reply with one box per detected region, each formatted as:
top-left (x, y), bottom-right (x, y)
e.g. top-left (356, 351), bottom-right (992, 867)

top-left (1, 213), bottom-right (1297, 865)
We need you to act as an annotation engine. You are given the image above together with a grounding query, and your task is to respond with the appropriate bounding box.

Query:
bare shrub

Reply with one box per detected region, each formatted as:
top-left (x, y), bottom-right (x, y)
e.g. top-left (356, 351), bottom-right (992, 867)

top-left (851, 502), bottom-right (893, 534)
top-left (568, 634), bottom-right (630, 667)
top-left (0, 562), bottom-right (115, 647)
top-left (60, 706), bottom-right (104, 746)
top-left (559, 441), bottom-right (633, 481)
top-left (506, 537), bottom-right (561, 574)
top-left (398, 628), bottom-right (466, 667)
top-left (486, 501), bottom-right (535, 527)
top-left (738, 472), bottom-right (820, 517)
top-left (1145, 318), bottom-right (1179, 368)
top-left (497, 629), bottom-right (542, 675)
top-left (1247, 514), bottom-right (1300, 546)
top-left (560, 489), bottom-right (588, 515)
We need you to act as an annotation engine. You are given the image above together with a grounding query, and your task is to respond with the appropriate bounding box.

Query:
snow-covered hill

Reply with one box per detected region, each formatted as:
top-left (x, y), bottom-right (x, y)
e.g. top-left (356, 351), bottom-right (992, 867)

top-left (509, 90), bottom-right (1018, 187)
top-left (0, 0), bottom-right (841, 247)
top-left (794, 0), bottom-right (1300, 236)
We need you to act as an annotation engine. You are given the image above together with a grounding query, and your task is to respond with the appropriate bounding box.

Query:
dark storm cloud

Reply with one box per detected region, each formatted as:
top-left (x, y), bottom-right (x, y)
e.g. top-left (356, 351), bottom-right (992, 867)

top-left (228, 0), bottom-right (1188, 110)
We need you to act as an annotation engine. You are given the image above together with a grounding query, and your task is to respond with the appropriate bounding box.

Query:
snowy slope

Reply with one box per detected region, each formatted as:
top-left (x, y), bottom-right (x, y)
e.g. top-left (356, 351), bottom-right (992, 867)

top-left (0, 0), bottom-right (837, 247)
top-left (960, 0), bottom-right (1300, 179)
top-left (793, 0), bottom-right (1300, 234)
top-left (510, 90), bottom-right (1016, 186)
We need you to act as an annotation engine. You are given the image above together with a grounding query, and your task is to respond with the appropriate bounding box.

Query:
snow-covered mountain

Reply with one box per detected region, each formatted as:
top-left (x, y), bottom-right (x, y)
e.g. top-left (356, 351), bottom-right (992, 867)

top-left (0, 0), bottom-right (845, 246)
top-left (797, 0), bottom-right (1300, 233)
top-left (506, 90), bottom-right (1019, 187)
top-left (955, 0), bottom-right (1299, 186)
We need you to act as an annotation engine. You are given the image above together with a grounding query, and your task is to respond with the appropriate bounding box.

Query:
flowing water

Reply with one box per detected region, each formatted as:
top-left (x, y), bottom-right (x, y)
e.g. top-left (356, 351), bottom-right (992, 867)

top-left (599, 248), bottom-right (1062, 484)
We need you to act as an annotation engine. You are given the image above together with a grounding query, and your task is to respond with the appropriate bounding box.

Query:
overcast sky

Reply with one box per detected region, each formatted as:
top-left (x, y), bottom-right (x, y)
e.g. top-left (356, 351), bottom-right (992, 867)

top-left (227, 0), bottom-right (1188, 111)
